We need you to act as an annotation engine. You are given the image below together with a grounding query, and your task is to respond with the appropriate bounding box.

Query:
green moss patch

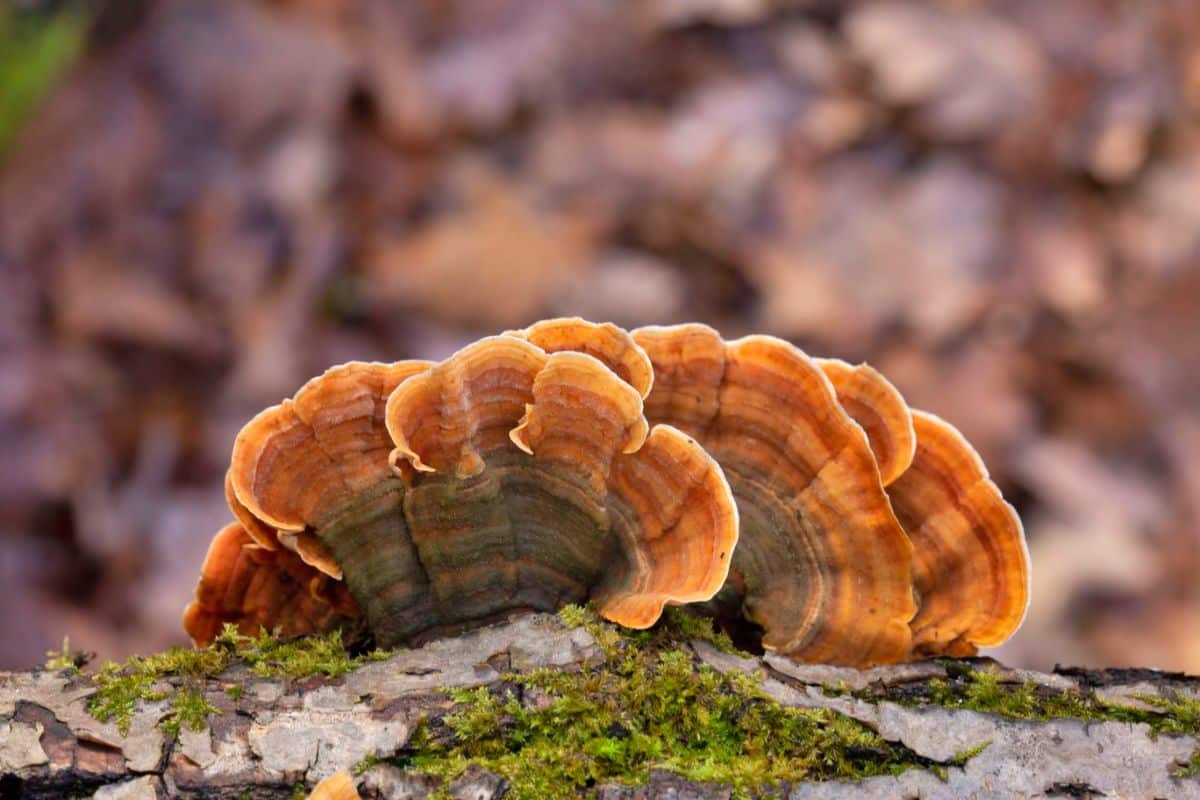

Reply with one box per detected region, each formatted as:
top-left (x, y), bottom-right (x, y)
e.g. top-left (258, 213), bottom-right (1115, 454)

top-left (864, 662), bottom-right (1200, 737)
top-left (78, 607), bottom-right (1199, 795)
top-left (386, 606), bottom-right (966, 800)
top-left (84, 626), bottom-right (394, 736)
top-left (892, 666), bottom-right (1200, 786)
top-left (869, 664), bottom-right (1200, 782)
top-left (852, 659), bottom-right (1200, 782)
top-left (1174, 748), bottom-right (1200, 779)
top-left (87, 640), bottom-right (228, 736)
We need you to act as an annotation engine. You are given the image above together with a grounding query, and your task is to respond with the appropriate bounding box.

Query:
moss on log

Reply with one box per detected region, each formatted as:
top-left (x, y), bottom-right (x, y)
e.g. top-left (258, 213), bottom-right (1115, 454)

top-left (3, 609), bottom-right (1199, 799)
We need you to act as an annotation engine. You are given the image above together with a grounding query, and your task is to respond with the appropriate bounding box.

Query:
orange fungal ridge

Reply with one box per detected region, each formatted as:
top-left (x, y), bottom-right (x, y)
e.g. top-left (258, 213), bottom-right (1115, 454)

top-left (887, 410), bottom-right (1030, 657)
top-left (632, 324), bottom-right (917, 666)
top-left (306, 771), bottom-right (360, 800)
top-left (815, 358), bottom-right (916, 487)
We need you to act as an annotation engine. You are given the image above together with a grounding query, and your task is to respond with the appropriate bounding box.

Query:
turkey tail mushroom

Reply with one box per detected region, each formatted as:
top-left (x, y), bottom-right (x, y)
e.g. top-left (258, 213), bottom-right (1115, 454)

top-left (186, 329), bottom-right (736, 648)
top-left (215, 360), bottom-right (440, 646)
top-left (887, 410), bottom-right (1030, 657)
top-left (307, 771), bottom-right (361, 800)
top-left (815, 358), bottom-right (916, 487)
top-left (632, 324), bottom-right (916, 667)
top-left (816, 361), bottom-right (1028, 657)
top-left (185, 317), bottom-right (1026, 664)
top-left (505, 317), bottom-right (655, 399)
top-left (385, 336), bottom-right (736, 636)
top-left (183, 523), bottom-right (361, 646)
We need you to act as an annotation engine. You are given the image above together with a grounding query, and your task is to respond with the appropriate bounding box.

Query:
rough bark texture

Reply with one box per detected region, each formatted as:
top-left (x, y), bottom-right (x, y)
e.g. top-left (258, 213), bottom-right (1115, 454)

top-left (3, 614), bottom-right (1199, 799)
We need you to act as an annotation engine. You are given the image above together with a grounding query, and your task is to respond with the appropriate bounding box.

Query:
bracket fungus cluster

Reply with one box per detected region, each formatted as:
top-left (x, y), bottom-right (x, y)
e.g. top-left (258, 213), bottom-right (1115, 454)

top-left (185, 321), bottom-right (737, 650)
top-left (185, 318), bottom-right (1029, 666)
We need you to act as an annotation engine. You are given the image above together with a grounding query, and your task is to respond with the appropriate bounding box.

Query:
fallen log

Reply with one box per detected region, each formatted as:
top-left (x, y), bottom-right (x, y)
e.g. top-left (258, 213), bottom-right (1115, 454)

top-left (3, 611), bottom-right (1199, 799)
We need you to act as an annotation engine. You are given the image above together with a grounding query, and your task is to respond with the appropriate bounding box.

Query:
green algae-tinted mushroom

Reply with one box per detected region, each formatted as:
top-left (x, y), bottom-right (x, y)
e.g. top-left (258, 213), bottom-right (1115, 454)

top-left (509, 350), bottom-right (736, 626)
top-left (631, 323), bottom-right (916, 667)
top-left (186, 317), bottom-right (1023, 664)
top-left (886, 410), bottom-right (1030, 657)
top-left (217, 359), bottom-right (440, 643)
top-left (384, 336), bottom-right (737, 636)
top-left (187, 333), bottom-right (737, 648)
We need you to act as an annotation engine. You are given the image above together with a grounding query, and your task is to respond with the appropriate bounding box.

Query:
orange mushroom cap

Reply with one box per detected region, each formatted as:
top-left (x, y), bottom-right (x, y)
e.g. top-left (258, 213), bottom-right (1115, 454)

top-left (815, 358), bottom-right (916, 487)
top-left (632, 323), bottom-right (916, 666)
top-left (187, 331), bottom-right (735, 648)
top-left (184, 360), bottom-right (433, 646)
top-left (183, 523), bottom-right (361, 646)
top-left (886, 410), bottom-right (1030, 656)
top-left (505, 317), bottom-right (655, 399)
top-left (307, 771), bottom-right (361, 800)
top-left (228, 360), bottom-right (435, 534)
top-left (224, 469), bottom-right (278, 551)
top-left (384, 336), bottom-right (736, 636)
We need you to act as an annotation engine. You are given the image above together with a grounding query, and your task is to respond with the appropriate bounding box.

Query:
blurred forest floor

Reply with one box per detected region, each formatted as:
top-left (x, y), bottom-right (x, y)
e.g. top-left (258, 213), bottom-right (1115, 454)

top-left (2, 0), bottom-right (1200, 671)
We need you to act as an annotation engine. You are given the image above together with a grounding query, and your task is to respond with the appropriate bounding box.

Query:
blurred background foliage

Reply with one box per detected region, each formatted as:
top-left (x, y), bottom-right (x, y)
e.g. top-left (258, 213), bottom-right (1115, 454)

top-left (2, 0), bottom-right (1199, 672)
top-left (0, 2), bottom-right (87, 157)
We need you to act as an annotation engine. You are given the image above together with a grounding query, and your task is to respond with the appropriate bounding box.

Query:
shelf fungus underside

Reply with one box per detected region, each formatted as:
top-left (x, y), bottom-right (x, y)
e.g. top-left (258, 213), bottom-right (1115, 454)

top-left (184, 335), bottom-right (737, 648)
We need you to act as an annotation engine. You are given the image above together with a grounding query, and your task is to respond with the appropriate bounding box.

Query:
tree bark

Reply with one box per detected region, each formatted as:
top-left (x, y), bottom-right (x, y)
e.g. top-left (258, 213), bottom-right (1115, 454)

top-left (2, 614), bottom-right (1199, 799)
